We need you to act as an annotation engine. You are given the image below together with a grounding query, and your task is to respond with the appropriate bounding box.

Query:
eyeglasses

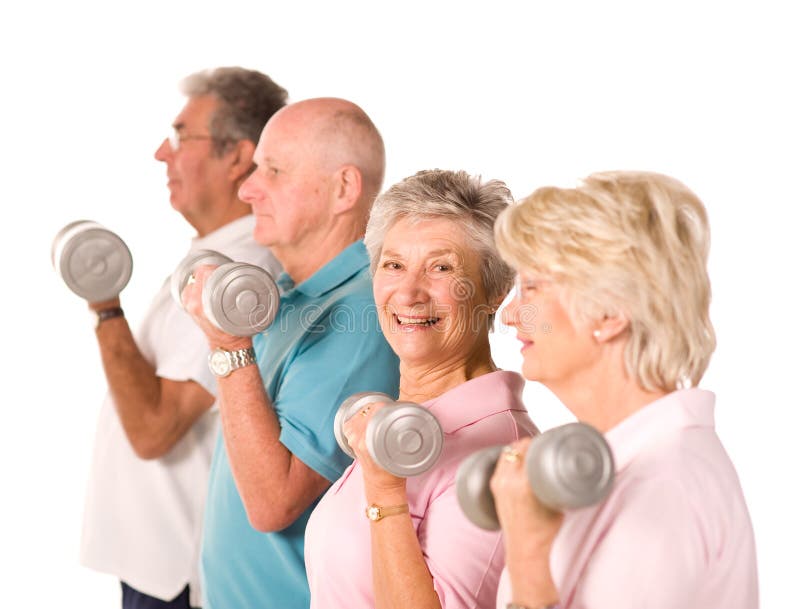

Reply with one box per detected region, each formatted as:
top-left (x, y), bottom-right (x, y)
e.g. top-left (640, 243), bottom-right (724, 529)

top-left (167, 130), bottom-right (214, 152)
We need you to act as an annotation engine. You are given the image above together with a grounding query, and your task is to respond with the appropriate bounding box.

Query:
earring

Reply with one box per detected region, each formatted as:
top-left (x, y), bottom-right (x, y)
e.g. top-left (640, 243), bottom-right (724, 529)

top-left (593, 330), bottom-right (601, 339)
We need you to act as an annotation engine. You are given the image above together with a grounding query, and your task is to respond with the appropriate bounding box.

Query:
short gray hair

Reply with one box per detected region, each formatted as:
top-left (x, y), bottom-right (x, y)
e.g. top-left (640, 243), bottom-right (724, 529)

top-left (180, 67), bottom-right (288, 156)
top-left (365, 169), bottom-right (515, 308)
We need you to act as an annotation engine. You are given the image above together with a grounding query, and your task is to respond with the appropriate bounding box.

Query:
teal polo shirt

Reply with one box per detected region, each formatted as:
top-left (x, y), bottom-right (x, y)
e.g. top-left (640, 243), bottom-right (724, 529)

top-left (200, 241), bottom-right (400, 609)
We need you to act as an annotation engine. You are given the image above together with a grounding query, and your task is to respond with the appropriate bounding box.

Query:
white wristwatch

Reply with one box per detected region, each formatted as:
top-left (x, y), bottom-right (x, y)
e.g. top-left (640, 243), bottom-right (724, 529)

top-left (208, 347), bottom-right (257, 378)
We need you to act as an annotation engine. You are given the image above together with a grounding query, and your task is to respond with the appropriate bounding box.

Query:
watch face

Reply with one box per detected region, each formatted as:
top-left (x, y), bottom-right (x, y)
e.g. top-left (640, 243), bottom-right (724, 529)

top-left (209, 349), bottom-right (232, 377)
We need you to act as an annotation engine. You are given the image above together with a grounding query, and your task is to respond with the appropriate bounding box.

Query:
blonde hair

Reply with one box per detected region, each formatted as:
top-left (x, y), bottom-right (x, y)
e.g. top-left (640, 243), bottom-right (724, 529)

top-left (495, 170), bottom-right (716, 392)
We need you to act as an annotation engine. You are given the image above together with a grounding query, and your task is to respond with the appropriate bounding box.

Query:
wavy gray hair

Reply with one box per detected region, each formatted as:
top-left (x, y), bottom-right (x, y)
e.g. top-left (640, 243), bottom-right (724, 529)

top-left (365, 169), bottom-right (516, 322)
top-left (180, 67), bottom-right (288, 156)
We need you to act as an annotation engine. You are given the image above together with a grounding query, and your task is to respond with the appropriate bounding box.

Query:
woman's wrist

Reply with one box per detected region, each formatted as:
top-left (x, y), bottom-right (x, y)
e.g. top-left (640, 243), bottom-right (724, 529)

top-left (364, 480), bottom-right (407, 506)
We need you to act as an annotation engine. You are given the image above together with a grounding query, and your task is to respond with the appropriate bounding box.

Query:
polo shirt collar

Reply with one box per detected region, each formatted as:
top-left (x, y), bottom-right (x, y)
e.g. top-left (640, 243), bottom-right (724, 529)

top-left (424, 370), bottom-right (526, 434)
top-left (605, 388), bottom-right (716, 472)
top-left (190, 215), bottom-right (255, 252)
top-left (279, 240), bottom-right (369, 298)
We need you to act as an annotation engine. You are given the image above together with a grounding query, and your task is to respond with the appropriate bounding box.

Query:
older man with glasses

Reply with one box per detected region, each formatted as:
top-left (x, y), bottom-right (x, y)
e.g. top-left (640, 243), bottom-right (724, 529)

top-left (79, 67), bottom-right (285, 609)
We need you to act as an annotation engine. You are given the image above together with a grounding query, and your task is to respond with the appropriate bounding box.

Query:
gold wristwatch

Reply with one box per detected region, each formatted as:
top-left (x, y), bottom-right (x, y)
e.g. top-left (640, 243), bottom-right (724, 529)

top-left (365, 503), bottom-right (409, 522)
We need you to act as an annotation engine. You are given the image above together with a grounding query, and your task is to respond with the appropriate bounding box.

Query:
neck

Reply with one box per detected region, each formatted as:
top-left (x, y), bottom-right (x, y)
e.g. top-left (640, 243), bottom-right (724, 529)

top-left (188, 196), bottom-right (251, 238)
top-left (398, 339), bottom-right (496, 404)
top-left (276, 215), bottom-right (366, 284)
top-left (547, 341), bottom-right (668, 432)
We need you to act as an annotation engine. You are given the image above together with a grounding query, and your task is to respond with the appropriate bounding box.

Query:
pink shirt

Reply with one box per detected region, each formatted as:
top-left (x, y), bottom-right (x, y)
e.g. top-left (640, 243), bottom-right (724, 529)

top-left (497, 389), bottom-right (759, 609)
top-left (306, 371), bottom-right (539, 609)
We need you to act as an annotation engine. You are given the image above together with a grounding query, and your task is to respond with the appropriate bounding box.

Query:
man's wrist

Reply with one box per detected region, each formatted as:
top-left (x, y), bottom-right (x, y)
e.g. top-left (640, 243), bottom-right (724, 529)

top-left (209, 336), bottom-right (254, 352)
top-left (91, 306), bottom-right (125, 330)
top-left (88, 298), bottom-right (121, 312)
top-left (208, 346), bottom-right (257, 378)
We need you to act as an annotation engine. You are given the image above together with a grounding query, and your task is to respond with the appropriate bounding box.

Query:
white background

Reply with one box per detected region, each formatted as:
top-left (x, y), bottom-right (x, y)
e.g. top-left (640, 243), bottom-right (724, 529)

top-left (1, 1), bottom-right (797, 606)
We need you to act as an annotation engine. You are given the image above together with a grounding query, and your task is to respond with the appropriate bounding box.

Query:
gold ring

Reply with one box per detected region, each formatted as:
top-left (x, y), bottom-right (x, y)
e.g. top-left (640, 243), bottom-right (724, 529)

top-left (360, 406), bottom-right (372, 417)
top-left (502, 445), bottom-right (522, 463)
top-left (186, 273), bottom-right (197, 286)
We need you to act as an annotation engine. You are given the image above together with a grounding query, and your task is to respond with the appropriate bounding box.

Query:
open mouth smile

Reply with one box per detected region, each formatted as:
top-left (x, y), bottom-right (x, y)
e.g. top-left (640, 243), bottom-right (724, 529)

top-left (394, 314), bottom-right (441, 328)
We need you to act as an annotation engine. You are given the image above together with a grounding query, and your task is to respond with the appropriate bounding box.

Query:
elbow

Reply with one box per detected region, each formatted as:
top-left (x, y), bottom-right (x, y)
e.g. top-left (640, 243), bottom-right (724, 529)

top-left (128, 432), bottom-right (174, 461)
top-left (244, 500), bottom-right (303, 533)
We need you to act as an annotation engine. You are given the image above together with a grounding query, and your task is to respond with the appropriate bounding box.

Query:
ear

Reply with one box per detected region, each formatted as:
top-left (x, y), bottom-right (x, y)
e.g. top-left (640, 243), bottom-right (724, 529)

top-left (592, 313), bottom-right (629, 343)
top-left (227, 139), bottom-right (257, 185)
top-left (489, 292), bottom-right (507, 314)
top-left (330, 164), bottom-right (363, 214)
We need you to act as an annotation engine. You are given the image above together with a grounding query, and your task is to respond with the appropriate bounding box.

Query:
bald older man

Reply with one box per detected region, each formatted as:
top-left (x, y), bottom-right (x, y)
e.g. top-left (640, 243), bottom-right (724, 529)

top-left (182, 98), bottom-right (400, 609)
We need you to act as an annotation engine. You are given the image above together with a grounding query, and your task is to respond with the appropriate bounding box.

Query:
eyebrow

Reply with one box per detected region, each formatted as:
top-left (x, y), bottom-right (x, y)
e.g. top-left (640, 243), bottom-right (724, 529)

top-left (381, 248), bottom-right (460, 259)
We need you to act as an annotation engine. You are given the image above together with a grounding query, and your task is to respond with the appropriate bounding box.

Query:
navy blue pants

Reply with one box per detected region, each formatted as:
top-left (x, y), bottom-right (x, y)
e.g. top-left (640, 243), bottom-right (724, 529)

top-left (121, 582), bottom-right (196, 609)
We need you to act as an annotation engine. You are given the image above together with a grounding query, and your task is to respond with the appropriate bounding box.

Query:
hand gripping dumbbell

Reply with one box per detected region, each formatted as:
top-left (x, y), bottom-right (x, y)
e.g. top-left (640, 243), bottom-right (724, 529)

top-left (334, 392), bottom-right (444, 477)
top-left (52, 220), bottom-right (133, 302)
top-left (170, 249), bottom-right (280, 337)
top-left (456, 422), bottom-right (615, 530)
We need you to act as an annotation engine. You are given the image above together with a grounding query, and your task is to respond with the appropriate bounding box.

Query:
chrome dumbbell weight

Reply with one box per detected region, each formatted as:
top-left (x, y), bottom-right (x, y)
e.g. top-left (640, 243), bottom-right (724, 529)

top-left (334, 392), bottom-right (444, 477)
top-left (456, 422), bottom-right (615, 530)
top-left (52, 220), bottom-right (133, 302)
top-left (171, 249), bottom-right (280, 337)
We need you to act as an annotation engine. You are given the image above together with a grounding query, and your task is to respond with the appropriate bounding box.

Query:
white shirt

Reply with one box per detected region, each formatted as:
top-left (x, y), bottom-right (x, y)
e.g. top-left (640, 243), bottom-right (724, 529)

top-left (80, 215), bottom-right (281, 606)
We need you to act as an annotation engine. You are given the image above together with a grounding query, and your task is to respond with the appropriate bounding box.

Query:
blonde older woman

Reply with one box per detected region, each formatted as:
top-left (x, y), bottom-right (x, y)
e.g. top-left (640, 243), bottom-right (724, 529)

top-left (304, 169), bottom-right (538, 609)
top-left (488, 171), bottom-right (758, 609)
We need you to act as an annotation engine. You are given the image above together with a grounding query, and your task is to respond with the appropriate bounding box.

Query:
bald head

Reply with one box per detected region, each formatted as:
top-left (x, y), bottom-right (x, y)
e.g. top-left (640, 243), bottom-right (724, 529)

top-left (269, 98), bottom-right (386, 206)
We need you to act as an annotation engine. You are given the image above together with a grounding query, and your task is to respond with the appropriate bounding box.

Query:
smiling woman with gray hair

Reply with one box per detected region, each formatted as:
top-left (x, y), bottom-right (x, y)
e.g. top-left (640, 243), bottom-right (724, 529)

top-left (488, 170), bottom-right (758, 609)
top-left (305, 169), bottom-right (539, 609)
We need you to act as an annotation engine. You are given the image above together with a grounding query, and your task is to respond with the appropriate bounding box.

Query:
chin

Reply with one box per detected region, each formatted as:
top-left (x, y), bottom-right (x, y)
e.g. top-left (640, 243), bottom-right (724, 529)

top-left (391, 340), bottom-right (437, 369)
top-left (253, 225), bottom-right (277, 247)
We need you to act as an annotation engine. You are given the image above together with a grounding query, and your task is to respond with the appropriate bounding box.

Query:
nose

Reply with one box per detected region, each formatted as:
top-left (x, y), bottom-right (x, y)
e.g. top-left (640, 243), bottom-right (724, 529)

top-left (238, 172), bottom-right (263, 207)
top-left (501, 292), bottom-right (521, 328)
top-left (391, 267), bottom-right (432, 308)
top-left (154, 138), bottom-right (172, 162)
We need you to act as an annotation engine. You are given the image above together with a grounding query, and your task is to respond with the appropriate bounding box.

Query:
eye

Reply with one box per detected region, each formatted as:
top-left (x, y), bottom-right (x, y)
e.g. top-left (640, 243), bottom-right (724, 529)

top-left (432, 263), bottom-right (452, 272)
top-left (381, 260), bottom-right (403, 271)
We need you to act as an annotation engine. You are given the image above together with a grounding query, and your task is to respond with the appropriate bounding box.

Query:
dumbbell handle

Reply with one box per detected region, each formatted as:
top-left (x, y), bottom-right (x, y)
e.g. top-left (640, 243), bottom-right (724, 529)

top-left (456, 422), bottom-right (615, 530)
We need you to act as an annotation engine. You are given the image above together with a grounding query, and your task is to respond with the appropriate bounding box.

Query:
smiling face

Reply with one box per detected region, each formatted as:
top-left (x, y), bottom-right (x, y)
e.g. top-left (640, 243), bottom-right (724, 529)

top-left (373, 216), bottom-right (493, 369)
top-left (502, 270), bottom-right (599, 388)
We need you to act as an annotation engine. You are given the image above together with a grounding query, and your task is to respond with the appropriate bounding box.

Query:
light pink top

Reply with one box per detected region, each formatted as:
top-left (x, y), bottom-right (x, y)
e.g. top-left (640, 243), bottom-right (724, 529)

top-left (496, 388), bottom-right (759, 609)
top-left (306, 371), bottom-right (539, 609)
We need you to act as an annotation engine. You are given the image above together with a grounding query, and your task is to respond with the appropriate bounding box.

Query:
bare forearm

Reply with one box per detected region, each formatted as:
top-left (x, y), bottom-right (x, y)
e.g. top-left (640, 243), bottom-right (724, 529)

top-left (506, 542), bottom-right (559, 609)
top-left (217, 365), bottom-right (328, 530)
top-left (94, 315), bottom-right (164, 443)
top-left (367, 486), bottom-right (441, 609)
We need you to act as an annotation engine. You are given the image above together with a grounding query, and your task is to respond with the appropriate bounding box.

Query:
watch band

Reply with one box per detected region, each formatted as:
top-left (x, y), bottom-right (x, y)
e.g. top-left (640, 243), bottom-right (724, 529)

top-left (95, 306), bottom-right (124, 328)
top-left (228, 347), bottom-right (256, 369)
top-left (365, 503), bottom-right (409, 522)
top-left (208, 346), bottom-right (257, 378)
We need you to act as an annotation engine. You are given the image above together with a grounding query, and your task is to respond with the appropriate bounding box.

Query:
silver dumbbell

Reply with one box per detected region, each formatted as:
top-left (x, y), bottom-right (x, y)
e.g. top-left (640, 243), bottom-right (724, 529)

top-left (456, 422), bottom-right (615, 530)
top-left (52, 220), bottom-right (133, 302)
top-left (170, 249), bottom-right (280, 337)
top-left (334, 392), bottom-right (444, 477)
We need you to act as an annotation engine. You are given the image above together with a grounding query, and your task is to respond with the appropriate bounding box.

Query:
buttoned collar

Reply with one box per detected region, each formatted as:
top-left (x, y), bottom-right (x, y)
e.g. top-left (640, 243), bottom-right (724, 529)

top-left (423, 370), bottom-right (526, 434)
top-left (190, 214), bottom-right (256, 253)
top-left (605, 388), bottom-right (716, 472)
top-left (277, 240), bottom-right (369, 298)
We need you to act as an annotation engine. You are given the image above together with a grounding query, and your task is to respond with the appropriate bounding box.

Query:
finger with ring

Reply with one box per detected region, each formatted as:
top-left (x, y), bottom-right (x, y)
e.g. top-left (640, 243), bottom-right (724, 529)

top-left (502, 445), bottom-right (522, 463)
